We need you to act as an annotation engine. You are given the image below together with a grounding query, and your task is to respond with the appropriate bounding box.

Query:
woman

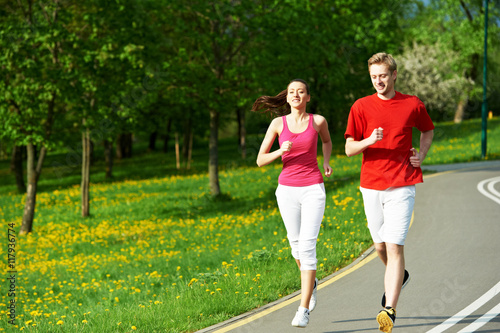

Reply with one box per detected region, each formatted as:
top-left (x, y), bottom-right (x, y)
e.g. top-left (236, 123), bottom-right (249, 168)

top-left (252, 79), bottom-right (332, 328)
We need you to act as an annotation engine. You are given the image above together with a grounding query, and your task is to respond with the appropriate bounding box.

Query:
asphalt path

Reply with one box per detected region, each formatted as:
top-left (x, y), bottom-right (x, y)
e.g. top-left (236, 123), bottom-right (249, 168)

top-left (198, 161), bottom-right (500, 333)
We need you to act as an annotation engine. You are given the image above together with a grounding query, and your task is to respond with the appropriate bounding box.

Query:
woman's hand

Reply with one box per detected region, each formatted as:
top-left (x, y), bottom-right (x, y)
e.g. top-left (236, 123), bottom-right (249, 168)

top-left (280, 140), bottom-right (293, 154)
top-left (323, 163), bottom-right (332, 178)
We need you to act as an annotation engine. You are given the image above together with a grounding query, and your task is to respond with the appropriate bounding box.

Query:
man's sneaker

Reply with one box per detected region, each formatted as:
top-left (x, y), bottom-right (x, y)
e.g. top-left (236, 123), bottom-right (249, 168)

top-left (309, 278), bottom-right (318, 312)
top-left (291, 306), bottom-right (310, 328)
top-left (381, 270), bottom-right (410, 307)
top-left (376, 306), bottom-right (396, 333)
top-left (402, 269), bottom-right (411, 289)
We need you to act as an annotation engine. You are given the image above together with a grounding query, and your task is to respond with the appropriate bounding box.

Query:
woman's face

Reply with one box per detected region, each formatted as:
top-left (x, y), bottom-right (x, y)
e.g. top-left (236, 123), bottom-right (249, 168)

top-left (286, 81), bottom-right (310, 109)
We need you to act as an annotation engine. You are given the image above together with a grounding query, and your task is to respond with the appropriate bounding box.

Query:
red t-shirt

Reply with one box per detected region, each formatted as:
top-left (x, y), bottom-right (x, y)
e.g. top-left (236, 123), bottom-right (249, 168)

top-left (344, 92), bottom-right (435, 190)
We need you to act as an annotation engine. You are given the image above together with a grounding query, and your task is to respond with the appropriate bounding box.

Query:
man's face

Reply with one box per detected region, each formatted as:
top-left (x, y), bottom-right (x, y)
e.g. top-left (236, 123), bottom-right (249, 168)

top-left (369, 63), bottom-right (397, 99)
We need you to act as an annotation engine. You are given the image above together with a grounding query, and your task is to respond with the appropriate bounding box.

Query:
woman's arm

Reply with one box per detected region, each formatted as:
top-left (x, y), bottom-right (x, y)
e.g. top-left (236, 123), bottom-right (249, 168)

top-left (315, 115), bottom-right (333, 177)
top-left (256, 118), bottom-right (289, 167)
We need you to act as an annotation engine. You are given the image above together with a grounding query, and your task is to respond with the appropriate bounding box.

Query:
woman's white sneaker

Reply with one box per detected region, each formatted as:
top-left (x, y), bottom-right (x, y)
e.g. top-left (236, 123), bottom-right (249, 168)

top-left (309, 278), bottom-right (318, 312)
top-left (291, 306), bottom-right (310, 328)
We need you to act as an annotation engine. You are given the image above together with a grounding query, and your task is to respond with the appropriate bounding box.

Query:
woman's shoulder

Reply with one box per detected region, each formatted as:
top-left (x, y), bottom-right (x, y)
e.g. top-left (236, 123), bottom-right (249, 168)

top-left (270, 115), bottom-right (284, 125)
top-left (269, 116), bottom-right (284, 132)
top-left (312, 113), bottom-right (327, 125)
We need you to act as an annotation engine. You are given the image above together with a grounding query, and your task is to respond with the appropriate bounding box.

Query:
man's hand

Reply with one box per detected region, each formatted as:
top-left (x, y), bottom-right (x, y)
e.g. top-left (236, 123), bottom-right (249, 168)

top-left (369, 127), bottom-right (384, 145)
top-left (409, 148), bottom-right (422, 167)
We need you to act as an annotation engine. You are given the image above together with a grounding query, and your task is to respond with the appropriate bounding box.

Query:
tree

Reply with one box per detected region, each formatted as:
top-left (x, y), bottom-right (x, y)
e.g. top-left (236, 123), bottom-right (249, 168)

top-left (69, 0), bottom-right (158, 215)
top-left (10, 145), bottom-right (26, 194)
top-left (0, 0), bottom-right (76, 234)
top-left (397, 42), bottom-right (474, 120)
top-left (169, 0), bottom-right (273, 196)
top-left (404, 0), bottom-right (500, 122)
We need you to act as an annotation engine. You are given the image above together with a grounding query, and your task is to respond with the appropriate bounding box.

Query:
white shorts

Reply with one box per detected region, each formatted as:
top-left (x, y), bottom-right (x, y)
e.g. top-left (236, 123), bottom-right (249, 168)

top-left (360, 185), bottom-right (415, 246)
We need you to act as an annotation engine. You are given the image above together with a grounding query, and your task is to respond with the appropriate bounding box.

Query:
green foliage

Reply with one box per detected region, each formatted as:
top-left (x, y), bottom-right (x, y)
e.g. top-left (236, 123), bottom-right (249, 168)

top-left (1, 0), bottom-right (500, 231)
top-left (397, 42), bottom-right (474, 120)
top-left (249, 0), bottom-right (411, 128)
top-left (401, 0), bottom-right (500, 118)
top-left (0, 2), bottom-right (73, 147)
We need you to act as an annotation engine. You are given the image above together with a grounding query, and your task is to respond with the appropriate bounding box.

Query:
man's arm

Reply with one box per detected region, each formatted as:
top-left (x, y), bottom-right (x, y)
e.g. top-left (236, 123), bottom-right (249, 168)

top-left (409, 130), bottom-right (434, 168)
top-left (345, 127), bottom-right (383, 157)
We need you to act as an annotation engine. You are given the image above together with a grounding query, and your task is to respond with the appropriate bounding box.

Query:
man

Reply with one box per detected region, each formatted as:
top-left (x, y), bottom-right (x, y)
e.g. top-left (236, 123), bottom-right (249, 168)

top-left (344, 52), bottom-right (434, 333)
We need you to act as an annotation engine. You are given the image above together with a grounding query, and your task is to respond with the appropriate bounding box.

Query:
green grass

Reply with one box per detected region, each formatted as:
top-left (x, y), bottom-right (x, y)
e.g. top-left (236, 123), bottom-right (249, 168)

top-left (0, 117), bottom-right (498, 332)
top-left (415, 117), bottom-right (500, 164)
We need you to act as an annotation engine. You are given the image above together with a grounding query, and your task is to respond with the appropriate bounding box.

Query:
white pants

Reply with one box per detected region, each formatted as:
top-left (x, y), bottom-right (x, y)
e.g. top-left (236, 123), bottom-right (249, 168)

top-left (360, 185), bottom-right (416, 246)
top-left (275, 183), bottom-right (326, 271)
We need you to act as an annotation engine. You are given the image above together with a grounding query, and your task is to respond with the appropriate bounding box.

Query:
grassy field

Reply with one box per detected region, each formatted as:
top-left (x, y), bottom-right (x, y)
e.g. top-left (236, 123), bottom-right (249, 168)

top-left (0, 117), bottom-right (499, 332)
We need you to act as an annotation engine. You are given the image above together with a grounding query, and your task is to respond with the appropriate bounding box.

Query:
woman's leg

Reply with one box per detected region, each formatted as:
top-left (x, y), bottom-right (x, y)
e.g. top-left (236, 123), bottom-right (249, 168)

top-left (276, 184), bottom-right (325, 310)
top-left (298, 184), bottom-right (326, 308)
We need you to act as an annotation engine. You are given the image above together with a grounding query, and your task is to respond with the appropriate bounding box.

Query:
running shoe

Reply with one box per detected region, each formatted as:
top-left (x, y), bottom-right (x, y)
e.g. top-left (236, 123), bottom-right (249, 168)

top-left (309, 278), bottom-right (318, 312)
top-left (291, 306), bottom-right (310, 328)
top-left (381, 269), bottom-right (410, 307)
top-left (376, 306), bottom-right (396, 333)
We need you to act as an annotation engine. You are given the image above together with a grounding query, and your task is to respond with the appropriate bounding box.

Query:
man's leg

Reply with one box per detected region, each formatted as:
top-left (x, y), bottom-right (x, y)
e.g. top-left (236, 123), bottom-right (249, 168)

top-left (384, 243), bottom-right (405, 309)
top-left (374, 242), bottom-right (387, 265)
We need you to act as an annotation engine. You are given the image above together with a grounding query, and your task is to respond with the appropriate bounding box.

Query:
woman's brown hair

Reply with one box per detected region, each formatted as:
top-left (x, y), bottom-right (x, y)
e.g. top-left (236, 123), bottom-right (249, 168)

top-left (251, 79), bottom-right (310, 116)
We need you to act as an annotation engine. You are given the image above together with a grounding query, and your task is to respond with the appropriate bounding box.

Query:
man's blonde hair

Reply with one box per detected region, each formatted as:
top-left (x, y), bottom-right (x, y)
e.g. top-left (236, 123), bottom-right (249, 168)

top-left (368, 52), bottom-right (397, 72)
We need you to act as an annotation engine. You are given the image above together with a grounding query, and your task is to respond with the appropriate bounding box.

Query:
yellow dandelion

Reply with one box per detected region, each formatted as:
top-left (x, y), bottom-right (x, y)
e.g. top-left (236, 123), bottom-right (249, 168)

top-left (132, 326), bottom-right (137, 330)
top-left (56, 320), bottom-right (63, 325)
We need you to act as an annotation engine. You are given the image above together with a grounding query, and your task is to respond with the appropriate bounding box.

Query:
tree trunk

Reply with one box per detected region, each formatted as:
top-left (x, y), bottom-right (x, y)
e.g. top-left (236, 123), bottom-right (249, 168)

top-left (209, 109), bottom-right (220, 196)
top-left (454, 50), bottom-right (478, 123)
top-left (182, 123), bottom-right (189, 160)
top-left (175, 132), bottom-right (180, 170)
top-left (89, 140), bottom-right (95, 166)
top-left (186, 131), bottom-right (193, 170)
top-left (81, 126), bottom-right (91, 217)
top-left (104, 139), bottom-right (114, 179)
top-left (454, 96), bottom-right (468, 123)
top-left (20, 142), bottom-right (47, 235)
top-left (182, 117), bottom-right (192, 164)
top-left (148, 131), bottom-right (157, 152)
top-left (126, 133), bottom-right (133, 158)
top-left (11, 145), bottom-right (26, 193)
top-left (116, 134), bottom-right (123, 160)
top-left (237, 108), bottom-right (246, 159)
top-left (163, 118), bottom-right (172, 153)
top-left (116, 133), bottom-right (133, 159)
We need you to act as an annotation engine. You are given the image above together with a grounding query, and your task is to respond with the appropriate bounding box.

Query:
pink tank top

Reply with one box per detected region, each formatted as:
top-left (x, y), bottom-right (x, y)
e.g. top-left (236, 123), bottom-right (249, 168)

top-left (278, 114), bottom-right (323, 186)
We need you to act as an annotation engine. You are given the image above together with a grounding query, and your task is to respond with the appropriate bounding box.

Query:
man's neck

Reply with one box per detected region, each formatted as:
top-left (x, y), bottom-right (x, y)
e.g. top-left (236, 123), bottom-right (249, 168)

top-left (377, 90), bottom-right (396, 100)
